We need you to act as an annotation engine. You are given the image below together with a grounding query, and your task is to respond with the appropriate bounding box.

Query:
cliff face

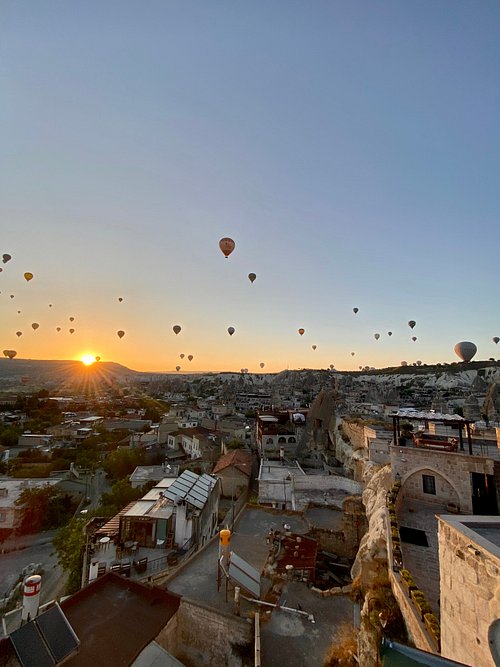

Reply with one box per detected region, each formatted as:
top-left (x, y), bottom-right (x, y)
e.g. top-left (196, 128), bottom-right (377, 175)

top-left (351, 463), bottom-right (391, 588)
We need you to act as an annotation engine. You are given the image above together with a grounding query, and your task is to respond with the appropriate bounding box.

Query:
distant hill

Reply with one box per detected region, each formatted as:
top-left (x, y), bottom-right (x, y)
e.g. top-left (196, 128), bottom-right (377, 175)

top-left (0, 358), bottom-right (138, 389)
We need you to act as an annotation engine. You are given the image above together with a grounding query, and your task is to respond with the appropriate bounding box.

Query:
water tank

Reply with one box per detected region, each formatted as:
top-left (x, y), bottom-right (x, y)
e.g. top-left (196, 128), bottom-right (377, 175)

top-left (219, 529), bottom-right (231, 548)
top-left (22, 574), bottom-right (41, 622)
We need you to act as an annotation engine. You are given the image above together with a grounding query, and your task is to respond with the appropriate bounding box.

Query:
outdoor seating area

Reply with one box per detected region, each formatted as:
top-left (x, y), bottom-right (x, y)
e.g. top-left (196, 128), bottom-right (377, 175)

top-left (413, 435), bottom-right (458, 452)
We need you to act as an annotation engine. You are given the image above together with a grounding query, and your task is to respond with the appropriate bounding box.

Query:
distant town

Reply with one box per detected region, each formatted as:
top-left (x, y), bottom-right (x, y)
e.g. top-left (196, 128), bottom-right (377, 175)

top-left (1, 358), bottom-right (499, 666)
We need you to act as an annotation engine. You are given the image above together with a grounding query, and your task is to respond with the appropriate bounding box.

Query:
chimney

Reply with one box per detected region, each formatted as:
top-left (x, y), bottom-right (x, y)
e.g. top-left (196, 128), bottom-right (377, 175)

top-left (22, 575), bottom-right (41, 622)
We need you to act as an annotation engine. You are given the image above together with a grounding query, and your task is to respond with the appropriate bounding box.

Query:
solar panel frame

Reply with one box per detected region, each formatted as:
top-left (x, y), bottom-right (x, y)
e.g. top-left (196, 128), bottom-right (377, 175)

top-left (10, 621), bottom-right (54, 667)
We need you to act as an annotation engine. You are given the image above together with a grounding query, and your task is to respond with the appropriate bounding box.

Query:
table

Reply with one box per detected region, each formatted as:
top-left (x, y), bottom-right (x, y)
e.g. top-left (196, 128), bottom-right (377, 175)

top-left (99, 536), bottom-right (111, 550)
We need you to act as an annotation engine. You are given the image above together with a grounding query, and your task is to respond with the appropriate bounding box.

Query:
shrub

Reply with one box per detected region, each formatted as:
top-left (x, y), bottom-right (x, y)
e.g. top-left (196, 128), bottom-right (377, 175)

top-left (424, 613), bottom-right (441, 639)
top-left (323, 622), bottom-right (358, 666)
top-left (400, 570), bottom-right (416, 586)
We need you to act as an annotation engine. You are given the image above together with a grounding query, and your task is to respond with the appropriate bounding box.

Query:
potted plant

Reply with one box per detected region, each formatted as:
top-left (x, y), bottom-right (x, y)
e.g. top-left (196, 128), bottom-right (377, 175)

top-left (400, 569), bottom-right (417, 597)
top-left (411, 589), bottom-right (432, 621)
top-left (391, 527), bottom-right (400, 543)
top-left (424, 613), bottom-right (441, 650)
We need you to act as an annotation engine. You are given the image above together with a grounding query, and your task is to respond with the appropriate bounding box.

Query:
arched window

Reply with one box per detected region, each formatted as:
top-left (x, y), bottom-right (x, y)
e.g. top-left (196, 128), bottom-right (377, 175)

top-left (278, 436), bottom-right (286, 443)
top-left (288, 436), bottom-right (296, 443)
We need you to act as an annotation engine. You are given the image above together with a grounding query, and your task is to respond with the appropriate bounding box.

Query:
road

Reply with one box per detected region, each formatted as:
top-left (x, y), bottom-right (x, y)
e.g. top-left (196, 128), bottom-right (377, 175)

top-left (0, 468), bottom-right (110, 612)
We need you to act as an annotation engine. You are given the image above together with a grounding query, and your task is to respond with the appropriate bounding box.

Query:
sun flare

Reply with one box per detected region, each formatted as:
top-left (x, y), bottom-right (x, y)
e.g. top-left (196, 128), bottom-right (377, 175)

top-left (81, 354), bottom-right (97, 366)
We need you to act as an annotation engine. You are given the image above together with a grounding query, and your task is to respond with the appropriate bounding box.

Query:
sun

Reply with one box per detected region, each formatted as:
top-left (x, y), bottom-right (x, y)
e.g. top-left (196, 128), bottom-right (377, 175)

top-left (80, 354), bottom-right (97, 366)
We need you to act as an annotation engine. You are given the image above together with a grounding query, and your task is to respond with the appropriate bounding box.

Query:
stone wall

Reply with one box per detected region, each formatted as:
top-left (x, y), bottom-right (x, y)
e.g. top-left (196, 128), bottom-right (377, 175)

top-left (388, 570), bottom-right (435, 654)
top-left (307, 502), bottom-right (367, 560)
top-left (390, 445), bottom-right (495, 514)
top-left (341, 420), bottom-right (377, 453)
top-left (159, 597), bottom-right (253, 666)
top-left (438, 516), bottom-right (500, 667)
top-left (292, 474), bottom-right (363, 496)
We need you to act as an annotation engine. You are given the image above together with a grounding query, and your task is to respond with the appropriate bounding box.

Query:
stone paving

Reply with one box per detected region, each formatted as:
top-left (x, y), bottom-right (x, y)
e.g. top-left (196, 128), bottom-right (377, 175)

top-left (398, 499), bottom-right (448, 619)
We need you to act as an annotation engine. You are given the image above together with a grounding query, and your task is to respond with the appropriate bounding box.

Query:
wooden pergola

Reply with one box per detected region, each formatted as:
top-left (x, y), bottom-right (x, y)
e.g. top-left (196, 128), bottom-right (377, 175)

top-left (391, 409), bottom-right (474, 455)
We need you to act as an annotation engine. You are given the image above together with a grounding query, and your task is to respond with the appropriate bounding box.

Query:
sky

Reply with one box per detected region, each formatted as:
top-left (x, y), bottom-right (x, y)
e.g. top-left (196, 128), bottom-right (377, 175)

top-left (1, 1), bottom-right (499, 373)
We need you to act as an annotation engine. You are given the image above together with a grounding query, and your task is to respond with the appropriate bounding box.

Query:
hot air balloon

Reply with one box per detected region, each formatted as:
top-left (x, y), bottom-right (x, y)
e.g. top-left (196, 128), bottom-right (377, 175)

top-left (260, 362), bottom-right (265, 369)
top-left (411, 336), bottom-right (417, 342)
top-left (180, 354), bottom-right (185, 359)
top-left (17, 310), bottom-right (21, 314)
top-left (353, 308), bottom-right (359, 314)
top-left (95, 356), bottom-right (101, 362)
top-left (228, 327), bottom-right (235, 336)
top-left (359, 366), bottom-right (362, 370)
top-left (117, 330), bottom-right (125, 339)
top-left (188, 355), bottom-right (193, 362)
top-left (298, 328), bottom-right (305, 336)
top-left (408, 320), bottom-right (416, 329)
top-left (0, 268), bottom-right (2, 272)
top-left (2, 254), bottom-right (11, 263)
top-left (31, 323), bottom-right (39, 330)
top-left (374, 333), bottom-right (380, 340)
top-left (493, 337), bottom-right (499, 345)
top-left (219, 237), bottom-right (235, 258)
top-left (330, 364), bottom-right (334, 370)
top-left (48, 304), bottom-right (52, 308)
top-left (118, 297), bottom-right (123, 302)
top-left (10, 295), bottom-right (14, 299)
top-left (387, 331), bottom-right (393, 337)
top-left (69, 317), bottom-right (75, 322)
top-left (173, 325), bottom-right (181, 335)
top-left (454, 341), bottom-right (477, 362)
top-left (24, 272), bottom-right (33, 282)
top-left (248, 273), bottom-right (256, 284)
top-left (3, 350), bottom-right (16, 359)
top-left (176, 366), bottom-right (181, 372)
top-left (351, 352), bottom-right (355, 356)
top-left (69, 329), bottom-right (75, 334)
top-left (56, 327), bottom-right (61, 332)
top-left (312, 345), bottom-right (317, 350)
top-left (16, 331), bottom-right (22, 337)
top-left (401, 361), bottom-right (408, 366)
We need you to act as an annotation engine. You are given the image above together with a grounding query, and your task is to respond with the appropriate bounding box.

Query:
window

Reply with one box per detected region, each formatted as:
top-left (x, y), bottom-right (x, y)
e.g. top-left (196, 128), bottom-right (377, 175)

top-left (422, 474), bottom-right (436, 495)
top-left (0, 511), bottom-right (6, 523)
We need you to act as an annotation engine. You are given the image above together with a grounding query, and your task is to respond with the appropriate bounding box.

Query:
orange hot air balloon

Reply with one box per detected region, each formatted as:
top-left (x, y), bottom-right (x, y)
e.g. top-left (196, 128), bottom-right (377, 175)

top-left (176, 366), bottom-right (181, 372)
top-left (219, 237), bottom-right (235, 258)
top-left (248, 273), bottom-right (256, 284)
top-left (260, 362), bottom-right (265, 368)
top-left (95, 356), bottom-right (101, 362)
top-left (188, 355), bottom-right (193, 362)
top-left (31, 322), bottom-right (39, 330)
top-left (227, 327), bottom-right (235, 336)
top-left (56, 327), bottom-right (61, 332)
top-left (24, 272), bottom-right (33, 282)
top-left (180, 353), bottom-right (185, 359)
top-left (16, 331), bottom-right (22, 337)
top-left (117, 330), bottom-right (125, 339)
top-left (69, 328), bottom-right (75, 334)
top-left (173, 325), bottom-right (181, 335)
top-left (69, 317), bottom-right (75, 322)
top-left (298, 328), bottom-right (305, 336)
top-left (3, 350), bottom-right (17, 359)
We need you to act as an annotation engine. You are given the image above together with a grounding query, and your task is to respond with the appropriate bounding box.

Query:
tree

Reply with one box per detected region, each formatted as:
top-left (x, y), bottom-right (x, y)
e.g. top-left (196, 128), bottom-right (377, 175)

top-left (98, 479), bottom-right (142, 517)
top-left (15, 485), bottom-right (59, 534)
top-left (53, 517), bottom-right (87, 594)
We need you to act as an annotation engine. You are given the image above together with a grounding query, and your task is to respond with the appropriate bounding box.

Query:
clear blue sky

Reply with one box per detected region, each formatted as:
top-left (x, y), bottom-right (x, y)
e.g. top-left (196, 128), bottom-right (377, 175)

top-left (1, 1), bottom-right (499, 372)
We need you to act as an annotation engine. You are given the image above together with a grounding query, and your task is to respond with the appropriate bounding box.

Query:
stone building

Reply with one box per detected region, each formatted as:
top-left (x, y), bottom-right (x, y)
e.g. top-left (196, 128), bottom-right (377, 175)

top-left (438, 515), bottom-right (500, 666)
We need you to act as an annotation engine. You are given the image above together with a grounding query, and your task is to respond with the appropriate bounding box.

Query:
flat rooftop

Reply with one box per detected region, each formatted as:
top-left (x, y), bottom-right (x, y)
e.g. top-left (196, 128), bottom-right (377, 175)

top-left (442, 515), bottom-right (500, 555)
top-left (61, 573), bottom-right (180, 666)
top-left (165, 506), bottom-right (354, 667)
